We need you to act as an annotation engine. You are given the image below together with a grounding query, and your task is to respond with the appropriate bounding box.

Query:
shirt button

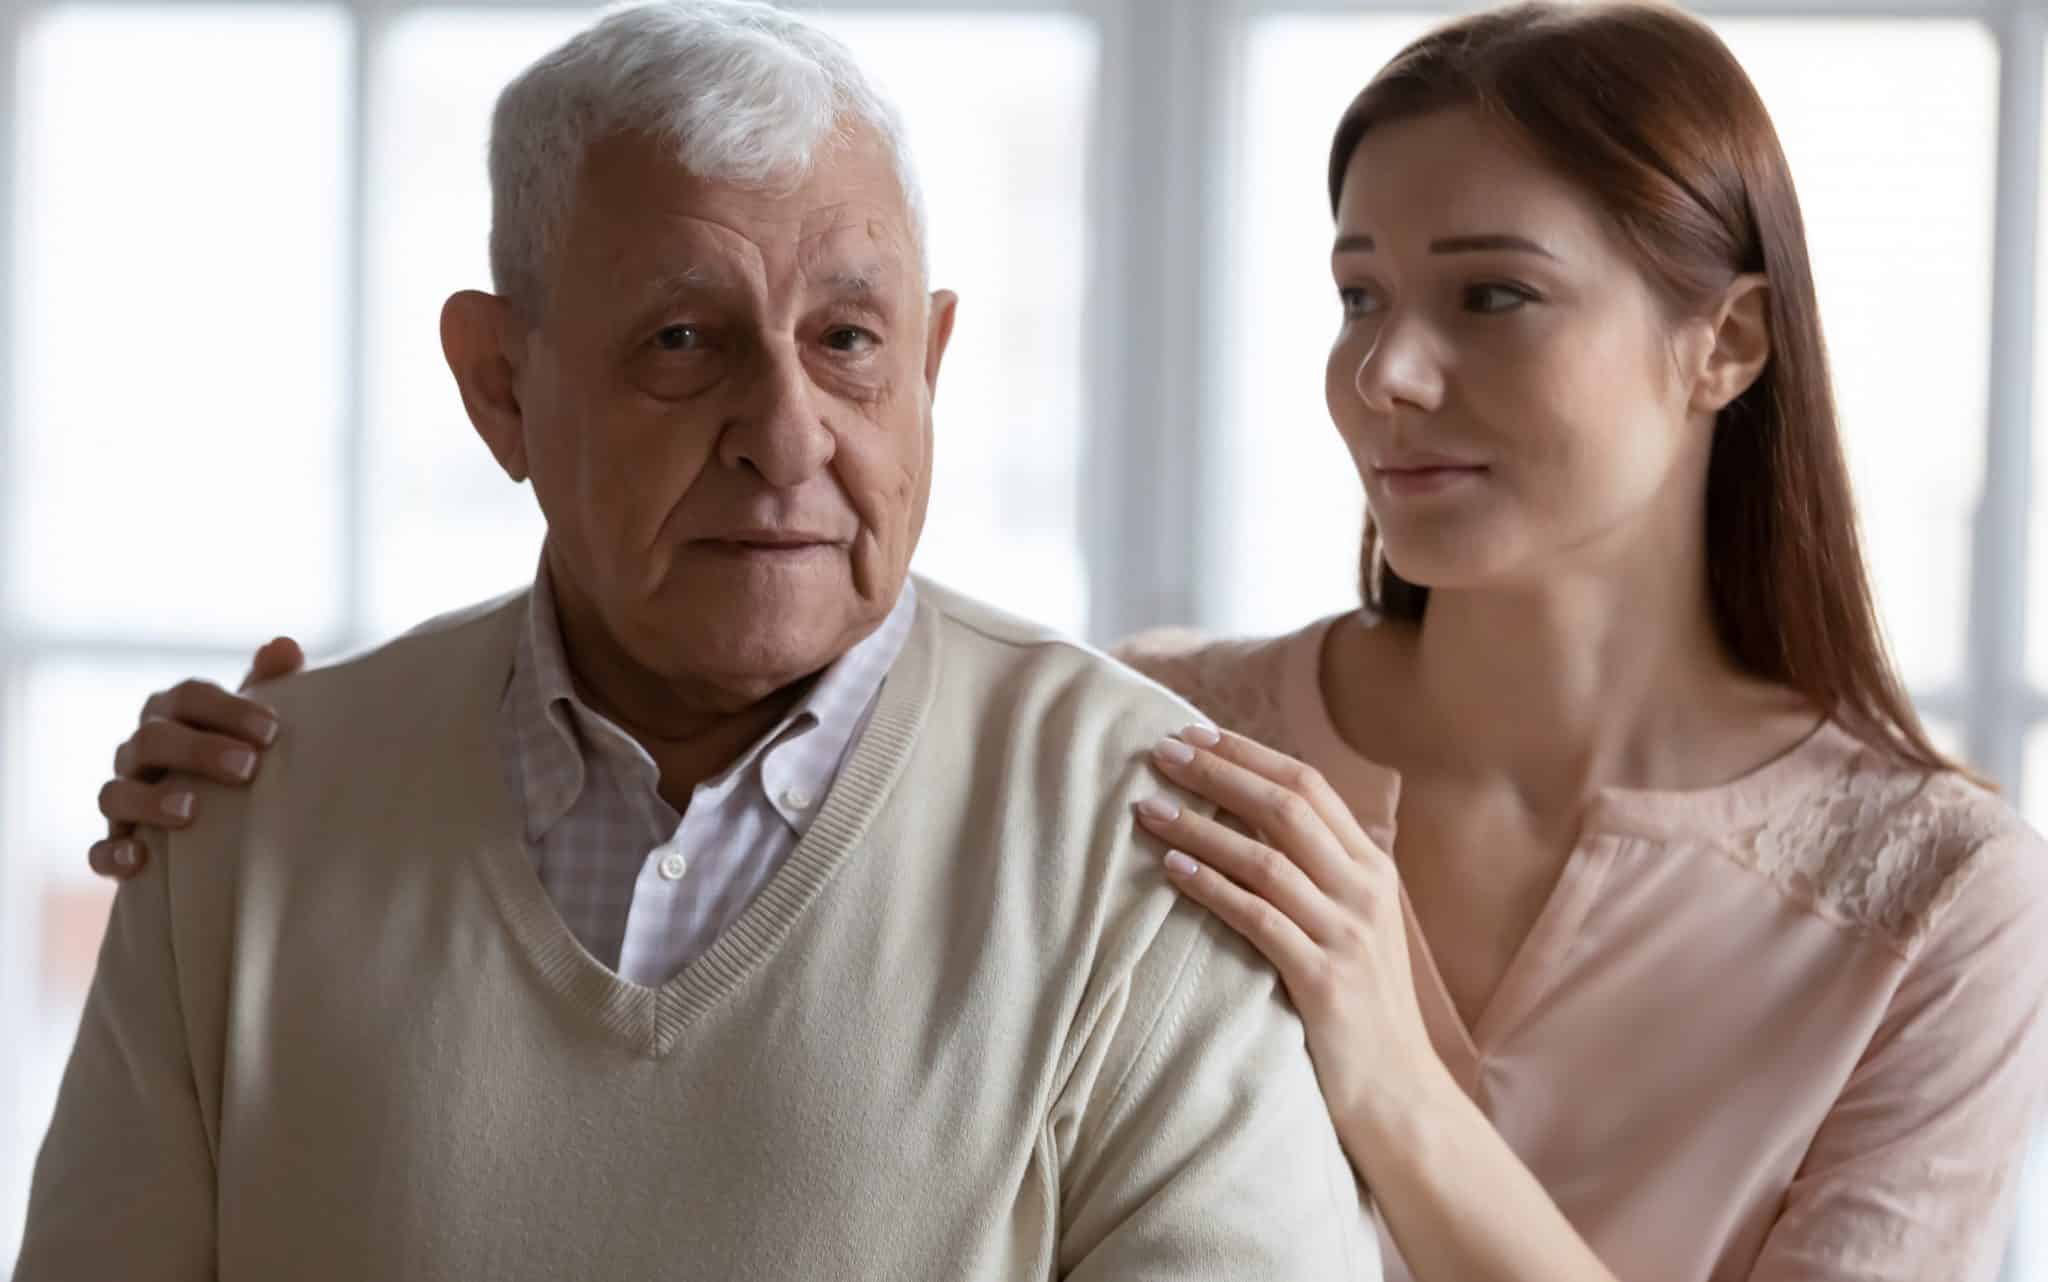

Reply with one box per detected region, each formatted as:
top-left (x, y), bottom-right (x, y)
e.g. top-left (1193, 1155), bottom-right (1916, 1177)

top-left (657, 851), bottom-right (688, 881)
top-left (782, 787), bottom-right (814, 812)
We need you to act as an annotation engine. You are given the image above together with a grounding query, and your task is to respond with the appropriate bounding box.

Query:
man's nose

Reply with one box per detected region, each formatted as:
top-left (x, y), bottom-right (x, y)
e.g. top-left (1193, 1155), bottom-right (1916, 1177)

top-left (717, 343), bottom-right (837, 487)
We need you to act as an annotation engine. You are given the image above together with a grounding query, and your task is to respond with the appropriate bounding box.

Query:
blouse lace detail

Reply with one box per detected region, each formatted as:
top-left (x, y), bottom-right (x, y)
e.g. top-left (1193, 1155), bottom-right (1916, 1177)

top-left (1717, 753), bottom-right (2020, 960)
top-left (1112, 629), bottom-right (1300, 758)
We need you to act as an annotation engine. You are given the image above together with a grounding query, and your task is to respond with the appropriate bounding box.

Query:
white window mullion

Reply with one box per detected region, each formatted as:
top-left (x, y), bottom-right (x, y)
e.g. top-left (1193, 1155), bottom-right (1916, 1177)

top-left (0, 0), bottom-right (30, 1259)
top-left (1972, 0), bottom-right (2042, 796)
top-left (1989, 7), bottom-right (2048, 1282)
top-left (1080, 0), bottom-right (1243, 642)
top-left (339, 0), bottom-right (383, 650)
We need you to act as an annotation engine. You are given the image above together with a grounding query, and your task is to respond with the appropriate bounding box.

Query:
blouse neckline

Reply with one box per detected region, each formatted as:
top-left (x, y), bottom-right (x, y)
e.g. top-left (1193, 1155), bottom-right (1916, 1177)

top-left (1279, 610), bottom-right (1859, 845)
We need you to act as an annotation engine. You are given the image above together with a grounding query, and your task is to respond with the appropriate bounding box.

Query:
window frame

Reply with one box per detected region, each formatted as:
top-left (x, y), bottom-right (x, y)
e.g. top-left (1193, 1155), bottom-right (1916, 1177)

top-left (0, 0), bottom-right (2043, 1274)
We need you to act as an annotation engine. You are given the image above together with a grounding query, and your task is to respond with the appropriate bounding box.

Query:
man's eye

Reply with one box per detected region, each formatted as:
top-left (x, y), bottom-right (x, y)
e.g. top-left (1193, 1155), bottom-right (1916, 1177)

top-left (653, 324), bottom-right (704, 352)
top-left (824, 326), bottom-right (877, 354)
top-left (1465, 284), bottom-right (1534, 314)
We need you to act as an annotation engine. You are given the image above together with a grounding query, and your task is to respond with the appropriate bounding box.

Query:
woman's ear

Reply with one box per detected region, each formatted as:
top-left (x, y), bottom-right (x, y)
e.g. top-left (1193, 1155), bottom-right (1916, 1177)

top-left (1692, 273), bottom-right (1771, 414)
top-left (441, 290), bottom-right (530, 482)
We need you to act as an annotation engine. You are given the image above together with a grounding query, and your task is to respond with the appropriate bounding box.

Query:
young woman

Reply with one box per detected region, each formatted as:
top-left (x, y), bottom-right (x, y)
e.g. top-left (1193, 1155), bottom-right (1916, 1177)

top-left (80, 4), bottom-right (2048, 1279)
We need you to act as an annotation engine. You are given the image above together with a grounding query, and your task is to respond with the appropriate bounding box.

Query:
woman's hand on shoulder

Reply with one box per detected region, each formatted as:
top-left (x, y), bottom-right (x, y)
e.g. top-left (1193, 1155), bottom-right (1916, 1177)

top-left (87, 636), bottom-right (305, 880)
top-left (1133, 724), bottom-right (1448, 1154)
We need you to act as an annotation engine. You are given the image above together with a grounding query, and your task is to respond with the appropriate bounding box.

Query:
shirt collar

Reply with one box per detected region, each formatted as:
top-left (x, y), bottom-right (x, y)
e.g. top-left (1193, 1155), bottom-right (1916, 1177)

top-left (505, 561), bottom-right (917, 843)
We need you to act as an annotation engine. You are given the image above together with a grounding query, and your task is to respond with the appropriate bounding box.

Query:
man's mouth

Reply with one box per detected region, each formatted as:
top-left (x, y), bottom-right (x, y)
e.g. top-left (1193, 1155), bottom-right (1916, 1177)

top-left (694, 531), bottom-right (844, 557)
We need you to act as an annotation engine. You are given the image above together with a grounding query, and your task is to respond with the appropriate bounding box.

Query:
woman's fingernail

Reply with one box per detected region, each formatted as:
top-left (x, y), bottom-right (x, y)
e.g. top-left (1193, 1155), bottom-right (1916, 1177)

top-left (250, 717), bottom-right (279, 746)
top-left (222, 749), bottom-right (257, 780)
top-left (164, 792), bottom-right (194, 820)
top-left (111, 842), bottom-right (138, 870)
top-left (1154, 737), bottom-right (1195, 766)
top-left (1137, 797), bottom-right (1180, 823)
top-left (1164, 850), bottom-right (1199, 878)
top-left (1182, 723), bottom-right (1220, 747)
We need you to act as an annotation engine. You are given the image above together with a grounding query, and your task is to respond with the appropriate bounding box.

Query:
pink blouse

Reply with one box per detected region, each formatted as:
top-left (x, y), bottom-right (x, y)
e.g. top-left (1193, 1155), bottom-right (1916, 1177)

top-left (1117, 613), bottom-right (2048, 1282)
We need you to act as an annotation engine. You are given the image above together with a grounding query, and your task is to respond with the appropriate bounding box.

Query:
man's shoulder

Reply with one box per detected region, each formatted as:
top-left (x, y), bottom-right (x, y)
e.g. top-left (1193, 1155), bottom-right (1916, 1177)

top-left (905, 581), bottom-right (1223, 955)
top-left (188, 589), bottom-right (527, 842)
top-left (248, 588), bottom-right (528, 727)
top-left (154, 589), bottom-right (528, 892)
top-left (914, 577), bottom-right (1201, 745)
top-left (914, 574), bottom-right (1094, 657)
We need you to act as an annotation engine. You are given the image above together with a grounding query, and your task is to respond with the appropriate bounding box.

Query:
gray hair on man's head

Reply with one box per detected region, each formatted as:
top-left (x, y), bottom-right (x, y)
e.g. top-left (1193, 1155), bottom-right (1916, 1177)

top-left (487, 0), bottom-right (929, 309)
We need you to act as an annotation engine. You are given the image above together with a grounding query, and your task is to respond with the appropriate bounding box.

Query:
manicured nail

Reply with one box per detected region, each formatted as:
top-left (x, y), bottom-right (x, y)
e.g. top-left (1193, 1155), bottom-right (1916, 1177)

top-left (250, 717), bottom-right (279, 746)
top-left (1164, 850), bottom-right (1199, 878)
top-left (222, 749), bottom-right (257, 780)
top-left (1182, 723), bottom-right (1220, 747)
top-left (1136, 797), bottom-right (1180, 823)
top-left (111, 842), bottom-right (138, 870)
top-left (164, 792), bottom-right (194, 820)
top-left (1153, 737), bottom-right (1195, 766)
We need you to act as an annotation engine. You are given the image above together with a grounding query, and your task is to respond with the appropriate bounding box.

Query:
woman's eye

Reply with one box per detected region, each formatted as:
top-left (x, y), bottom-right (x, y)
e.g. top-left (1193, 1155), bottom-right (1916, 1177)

top-left (1465, 284), bottom-right (1533, 314)
top-left (653, 324), bottom-right (704, 352)
top-left (1338, 286), bottom-right (1379, 316)
top-left (824, 326), bottom-right (877, 354)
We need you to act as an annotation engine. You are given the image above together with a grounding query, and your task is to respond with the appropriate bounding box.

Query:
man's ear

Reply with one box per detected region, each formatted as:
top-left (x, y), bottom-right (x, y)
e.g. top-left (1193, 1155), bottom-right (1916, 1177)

top-left (923, 289), bottom-right (958, 397)
top-left (441, 290), bottom-right (530, 482)
top-left (1692, 273), bottom-right (1771, 414)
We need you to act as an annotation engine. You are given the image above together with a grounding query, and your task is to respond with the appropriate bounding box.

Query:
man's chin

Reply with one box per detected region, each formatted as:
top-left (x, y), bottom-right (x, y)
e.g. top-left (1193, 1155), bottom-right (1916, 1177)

top-left (677, 634), bottom-right (854, 699)
top-left (647, 593), bottom-right (864, 684)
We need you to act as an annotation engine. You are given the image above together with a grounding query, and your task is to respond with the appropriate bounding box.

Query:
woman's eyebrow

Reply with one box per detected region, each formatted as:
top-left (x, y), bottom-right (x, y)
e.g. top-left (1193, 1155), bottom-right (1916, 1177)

top-left (1430, 233), bottom-right (1557, 258)
top-left (1330, 232), bottom-right (1558, 259)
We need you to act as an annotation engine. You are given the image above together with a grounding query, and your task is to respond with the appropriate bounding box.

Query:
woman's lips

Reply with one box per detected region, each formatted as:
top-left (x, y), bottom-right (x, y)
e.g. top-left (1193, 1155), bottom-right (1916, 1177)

top-left (1372, 464), bottom-right (1487, 498)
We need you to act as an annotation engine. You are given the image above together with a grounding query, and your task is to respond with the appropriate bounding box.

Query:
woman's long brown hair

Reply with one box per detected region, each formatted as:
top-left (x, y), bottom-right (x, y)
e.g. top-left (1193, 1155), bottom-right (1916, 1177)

top-left (1330, 0), bottom-right (1961, 776)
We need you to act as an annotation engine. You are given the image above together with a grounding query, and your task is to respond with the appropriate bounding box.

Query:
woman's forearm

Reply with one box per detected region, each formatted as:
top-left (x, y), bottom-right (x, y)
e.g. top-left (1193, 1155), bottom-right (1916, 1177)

top-left (1346, 1068), bottom-right (1621, 1282)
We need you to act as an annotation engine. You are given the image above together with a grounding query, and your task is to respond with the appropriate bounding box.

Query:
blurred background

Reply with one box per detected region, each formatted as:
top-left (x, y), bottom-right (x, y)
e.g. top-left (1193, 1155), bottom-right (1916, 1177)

top-left (1, 0), bottom-right (2045, 1271)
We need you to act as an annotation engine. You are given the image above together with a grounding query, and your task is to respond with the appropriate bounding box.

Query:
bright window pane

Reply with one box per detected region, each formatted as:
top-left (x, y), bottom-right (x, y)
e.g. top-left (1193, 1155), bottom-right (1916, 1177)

top-left (9, 5), bottom-right (351, 645)
top-left (819, 15), bottom-right (1095, 635)
top-left (364, 10), bottom-right (1095, 639)
top-left (2034, 518), bottom-right (2048, 690)
top-left (2033, 29), bottom-right (2048, 693)
top-left (1213, 15), bottom-right (1437, 636)
top-left (363, 11), bottom-right (583, 637)
top-left (1924, 715), bottom-right (1966, 764)
top-left (0, 656), bottom-right (242, 1265)
top-left (1715, 20), bottom-right (1995, 693)
top-left (1216, 16), bottom-right (1996, 687)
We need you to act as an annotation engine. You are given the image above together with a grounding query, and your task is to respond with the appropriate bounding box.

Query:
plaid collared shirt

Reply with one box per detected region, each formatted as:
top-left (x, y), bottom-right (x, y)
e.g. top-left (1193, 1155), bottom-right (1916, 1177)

top-left (496, 566), bottom-right (917, 987)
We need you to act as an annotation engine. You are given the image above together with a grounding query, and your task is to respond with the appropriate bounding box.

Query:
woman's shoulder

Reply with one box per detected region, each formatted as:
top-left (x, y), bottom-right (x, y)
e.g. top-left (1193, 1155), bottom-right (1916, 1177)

top-left (1739, 732), bottom-right (2047, 959)
top-left (1110, 622), bottom-right (1325, 753)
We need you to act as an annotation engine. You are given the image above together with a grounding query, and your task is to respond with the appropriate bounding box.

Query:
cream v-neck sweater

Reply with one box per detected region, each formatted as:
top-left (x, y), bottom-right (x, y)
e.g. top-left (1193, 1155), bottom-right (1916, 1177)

top-left (18, 580), bottom-right (1377, 1281)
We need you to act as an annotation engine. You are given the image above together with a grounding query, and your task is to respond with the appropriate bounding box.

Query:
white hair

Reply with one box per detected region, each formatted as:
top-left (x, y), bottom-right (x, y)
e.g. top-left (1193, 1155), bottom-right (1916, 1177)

top-left (487, 0), bottom-right (929, 308)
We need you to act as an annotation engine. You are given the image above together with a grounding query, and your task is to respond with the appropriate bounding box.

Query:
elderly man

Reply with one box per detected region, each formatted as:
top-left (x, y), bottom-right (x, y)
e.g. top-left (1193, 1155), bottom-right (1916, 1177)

top-left (15, 2), bottom-right (1375, 1278)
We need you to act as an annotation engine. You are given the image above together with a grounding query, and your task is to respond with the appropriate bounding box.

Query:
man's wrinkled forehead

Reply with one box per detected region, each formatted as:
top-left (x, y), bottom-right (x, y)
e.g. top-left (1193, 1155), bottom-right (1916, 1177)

top-left (795, 209), bottom-right (911, 289)
top-left (578, 131), bottom-right (919, 291)
top-left (616, 215), bottom-right (910, 313)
